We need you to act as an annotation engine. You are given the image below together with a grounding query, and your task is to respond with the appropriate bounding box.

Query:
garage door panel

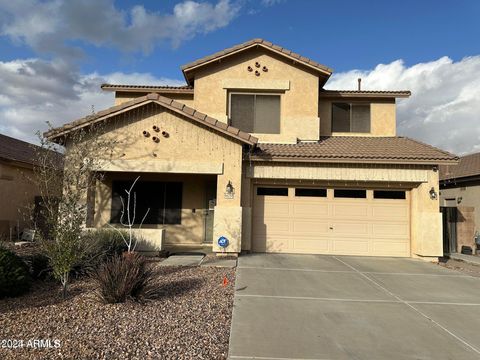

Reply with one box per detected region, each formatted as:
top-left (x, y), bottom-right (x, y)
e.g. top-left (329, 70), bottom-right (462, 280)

top-left (332, 238), bottom-right (369, 255)
top-left (333, 204), bottom-right (369, 218)
top-left (373, 240), bottom-right (409, 256)
top-left (293, 203), bottom-right (329, 217)
top-left (252, 186), bottom-right (410, 257)
top-left (373, 223), bottom-right (409, 238)
top-left (292, 220), bottom-right (330, 234)
top-left (265, 237), bottom-right (292, 252)
top-left (252, 218), bottom-right (290, 235)
top-left (254, 201), bottom-right (290, 216)
top-left (372, 205), bottom-right (408, 220)
top-left (293, 237), bottom-right (329, 252)
top-left (333, 222), bottom-right (370, 236)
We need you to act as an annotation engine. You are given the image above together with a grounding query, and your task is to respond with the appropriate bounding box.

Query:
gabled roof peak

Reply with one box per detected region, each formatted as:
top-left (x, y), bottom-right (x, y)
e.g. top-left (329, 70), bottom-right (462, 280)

top-left (181, 38), bottom-right (333, 85)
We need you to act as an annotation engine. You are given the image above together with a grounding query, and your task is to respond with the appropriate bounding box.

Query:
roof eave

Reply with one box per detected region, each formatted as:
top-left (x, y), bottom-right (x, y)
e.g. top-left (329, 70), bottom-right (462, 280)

top-left (248, 156), bottom-right (458, 166)
top-left (45, 95), bottom-right (258, 146)
top-left (319, 91), bottom-right (411, 99)
top-left (101, 84), bottom-right (194, 94)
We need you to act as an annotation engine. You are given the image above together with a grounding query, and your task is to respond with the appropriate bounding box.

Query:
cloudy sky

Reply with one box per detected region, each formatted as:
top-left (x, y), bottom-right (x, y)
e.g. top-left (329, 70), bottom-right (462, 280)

top-left (0, 0), bottom-right (479, 154)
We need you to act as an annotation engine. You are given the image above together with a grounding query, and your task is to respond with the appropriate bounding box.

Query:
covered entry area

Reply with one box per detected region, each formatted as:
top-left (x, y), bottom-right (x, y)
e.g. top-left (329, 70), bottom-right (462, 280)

top-left (252, 185), bottom-right (411, 257)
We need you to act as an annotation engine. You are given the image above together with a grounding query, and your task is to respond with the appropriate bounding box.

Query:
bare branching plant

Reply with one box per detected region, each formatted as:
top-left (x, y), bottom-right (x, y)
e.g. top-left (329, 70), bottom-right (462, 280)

top-left (106, 176), bottom-right (150, 253)
top-left (31, 121), bottom-right (115, 298)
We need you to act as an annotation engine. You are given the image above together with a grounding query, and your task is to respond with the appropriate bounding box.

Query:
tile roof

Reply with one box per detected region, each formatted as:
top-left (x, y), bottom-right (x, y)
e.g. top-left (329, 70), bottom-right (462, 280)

top-left (0, 133), bottom-right (63, 167)
top-left (101, 84), bottom-right (194, 93)
top-left (440, 152), bottom-right (480, 181)
top-left (44, 93), bottom-right (258, 146)
top-left (181, 38), bottom-right (333, 84)
top-left (320, 90), bottom-right (411, 98)
top-left (250, 136), bottom-right (458, 165)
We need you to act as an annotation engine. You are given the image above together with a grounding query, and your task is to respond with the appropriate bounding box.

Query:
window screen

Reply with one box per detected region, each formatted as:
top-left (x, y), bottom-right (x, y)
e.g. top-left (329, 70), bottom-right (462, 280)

top-left (332, 103), bottom-right (350, 132)
top-left (295, 188), bottom-right (327, 197)
top-left (230, 94), bottom-right (254, 133)
top-left (373, 190), bottom-right (406, 200)
top-left (111, 181), bottom-right (182, 225)
top-left (257, 187), bottom-right (288, 196)
top-left (334, 189), bottom-right (367, 198)
top-left (332, 103), bottom-right (371, 133)
top-left (230, 94), bottom-right (280, 134)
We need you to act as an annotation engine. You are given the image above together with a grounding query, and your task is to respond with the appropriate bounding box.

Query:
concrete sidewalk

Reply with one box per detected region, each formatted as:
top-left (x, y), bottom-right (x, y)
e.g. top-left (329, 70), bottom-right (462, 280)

top-left (228, 254), bottom-right (480, 360)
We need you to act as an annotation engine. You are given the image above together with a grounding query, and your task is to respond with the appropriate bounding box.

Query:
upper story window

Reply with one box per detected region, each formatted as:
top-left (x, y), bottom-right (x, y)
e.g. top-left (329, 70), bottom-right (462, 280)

top-left (229, 93), bottom-right (280, 134)
top-left (332, 103), bottom-right (370, 133)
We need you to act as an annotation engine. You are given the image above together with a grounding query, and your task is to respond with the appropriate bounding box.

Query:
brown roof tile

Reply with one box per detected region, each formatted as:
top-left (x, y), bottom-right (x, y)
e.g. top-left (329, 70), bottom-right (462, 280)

top-left (440, 152), bottom-right (480, 181)
top-left (101, 84), bottom-right (194, 94)
top-left (320, 90), bottom-right (411, 98)
top-left (44, 94), bottom-right (257, 146)
top-left (181, 38), bottom-right (333, 85)
top-left (0, 133), bottom-right (63, 168)
top-left (251, 137), bottom-right (458, 165)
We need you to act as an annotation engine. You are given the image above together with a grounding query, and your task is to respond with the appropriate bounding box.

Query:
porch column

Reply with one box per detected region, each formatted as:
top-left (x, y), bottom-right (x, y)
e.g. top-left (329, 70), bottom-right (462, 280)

top-left (212, 151), bottom-right (243, 254)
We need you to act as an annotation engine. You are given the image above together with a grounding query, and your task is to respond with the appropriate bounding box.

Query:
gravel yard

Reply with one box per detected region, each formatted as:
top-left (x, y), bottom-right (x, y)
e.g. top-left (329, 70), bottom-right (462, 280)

top-left (0, 264), bottom-right (235, 360)
top-left (438, 257), bottom-right (480, 277)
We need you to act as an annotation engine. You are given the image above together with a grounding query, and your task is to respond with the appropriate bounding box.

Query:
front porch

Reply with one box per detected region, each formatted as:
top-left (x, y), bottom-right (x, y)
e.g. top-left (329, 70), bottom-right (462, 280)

top-left (88, 171), bottom-right (219, 253)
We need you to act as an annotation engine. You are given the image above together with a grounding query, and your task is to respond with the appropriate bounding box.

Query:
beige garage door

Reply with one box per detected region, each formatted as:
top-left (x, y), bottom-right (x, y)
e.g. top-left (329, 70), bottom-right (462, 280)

top-left (252, 186), bottom-right (410, 257)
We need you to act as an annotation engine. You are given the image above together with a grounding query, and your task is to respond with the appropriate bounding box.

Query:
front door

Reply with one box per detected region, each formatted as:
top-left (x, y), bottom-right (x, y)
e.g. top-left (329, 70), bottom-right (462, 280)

top-left (203, 181), bottom-right (216, 244)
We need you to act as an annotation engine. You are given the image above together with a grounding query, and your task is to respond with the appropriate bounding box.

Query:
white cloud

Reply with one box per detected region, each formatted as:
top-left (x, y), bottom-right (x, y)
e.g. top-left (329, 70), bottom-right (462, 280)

top-left (326, 56), bottom-right (480, 155)
top-left (0, 0), bottom-right (241, 56)
top-left (0, 58), bottom-right (185, 143)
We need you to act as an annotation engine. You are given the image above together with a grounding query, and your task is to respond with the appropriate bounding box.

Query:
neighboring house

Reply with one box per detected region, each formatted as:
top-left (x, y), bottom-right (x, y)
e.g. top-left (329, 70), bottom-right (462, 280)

top-left (0, 133), bottom-right (61, 240)
top-left (440, 152), bottom-right (480, 252)
top-left (45, 38), bottom-right (458, 259)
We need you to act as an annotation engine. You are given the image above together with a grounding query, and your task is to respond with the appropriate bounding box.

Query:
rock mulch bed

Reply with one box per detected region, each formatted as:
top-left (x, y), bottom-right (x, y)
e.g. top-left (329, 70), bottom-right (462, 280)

top-left (0, 265), bottom-right (235, 360)
top-left (438, 258), bottom-right (480, 278)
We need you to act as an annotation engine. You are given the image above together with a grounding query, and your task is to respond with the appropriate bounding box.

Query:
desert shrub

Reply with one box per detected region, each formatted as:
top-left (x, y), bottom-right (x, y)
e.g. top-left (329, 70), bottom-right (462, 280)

top-left (24, 253), bottom-right (51, 280)
top-left (91, 253), bottom-right (155, 304)
top-left (86, 229), bottom-right (129, 259)
top-left (0, 247), bottom-right (31, 298)
top-left (78, 229), bottom-right (130, 272)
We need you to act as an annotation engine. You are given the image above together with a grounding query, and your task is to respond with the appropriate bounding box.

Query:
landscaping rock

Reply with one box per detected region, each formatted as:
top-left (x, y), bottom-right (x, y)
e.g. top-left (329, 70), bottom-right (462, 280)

top-left (0, 265), bottom-right (235, 359)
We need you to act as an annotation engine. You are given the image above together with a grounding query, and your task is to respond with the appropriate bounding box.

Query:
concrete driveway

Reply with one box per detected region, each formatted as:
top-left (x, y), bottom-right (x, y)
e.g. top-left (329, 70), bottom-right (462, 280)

top-left (228, 254), bottom-right (480, 360)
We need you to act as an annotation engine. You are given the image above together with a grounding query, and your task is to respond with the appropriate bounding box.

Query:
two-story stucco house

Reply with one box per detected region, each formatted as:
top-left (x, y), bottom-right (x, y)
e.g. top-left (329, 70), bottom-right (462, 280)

top-left (45, 39), bottom-right (457, 259)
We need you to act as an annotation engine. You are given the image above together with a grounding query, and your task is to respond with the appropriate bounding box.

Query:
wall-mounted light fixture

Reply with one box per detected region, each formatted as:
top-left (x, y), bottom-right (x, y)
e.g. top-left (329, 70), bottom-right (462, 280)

top-left (457, 196), bottom-right (463, 204)
top-left (432, 165), bottom-right (438, 172)
top-left (224, 181), bottom-right (235, 199)
top-left (429, 187), bottom-right (438, 200)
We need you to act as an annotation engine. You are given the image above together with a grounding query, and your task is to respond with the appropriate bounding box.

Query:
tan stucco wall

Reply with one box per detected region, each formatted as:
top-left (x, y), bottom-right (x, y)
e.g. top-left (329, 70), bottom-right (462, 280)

top-left (319, 99), bottom-right (396, 136)
top-left (410, 169), bottom-right (442, 258)
top-left (0, 161), bottom-right (38, 237)
top-left (69, 103), bottom-right (244, 252)
top-left (441, 185), bottom-right (480, 233)
top-left (114, 91), bottom-right (194, 107)
top-left (192, 47), bottom-right (320, 143)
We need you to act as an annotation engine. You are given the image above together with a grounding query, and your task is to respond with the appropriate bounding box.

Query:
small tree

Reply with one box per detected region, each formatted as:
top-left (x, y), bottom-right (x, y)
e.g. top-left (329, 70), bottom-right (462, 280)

top-left (32, 122), bottom-right (115, 298)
